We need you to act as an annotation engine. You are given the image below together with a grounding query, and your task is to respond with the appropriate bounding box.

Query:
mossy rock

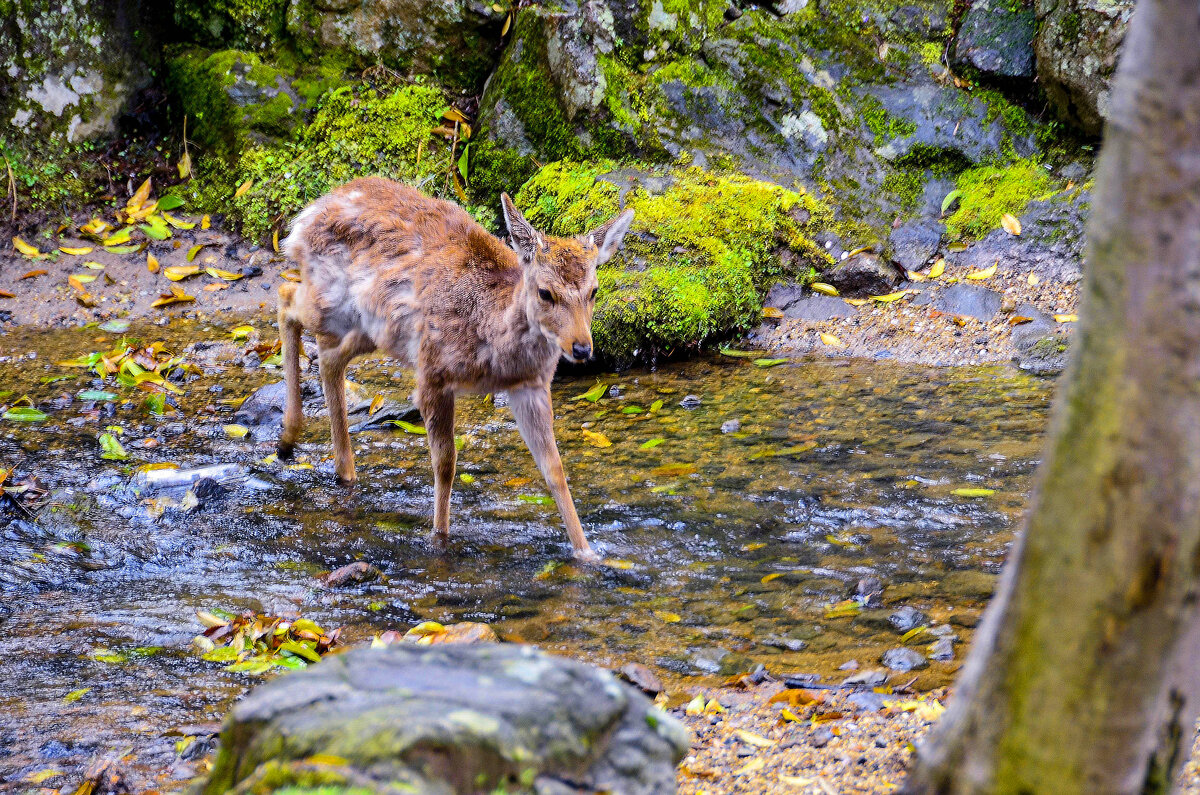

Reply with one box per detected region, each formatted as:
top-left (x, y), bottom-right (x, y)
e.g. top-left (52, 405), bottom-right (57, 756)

top-left (165, 47), bottom-right (349, 158)
top-left (186, 81), bottom-right (473, 242)
top-left (514, 160), bottom-right (834, 363)
top-left (173, 0), bottom-right (289, 52)
top-left (944, 158), bottom-right (1056, 241)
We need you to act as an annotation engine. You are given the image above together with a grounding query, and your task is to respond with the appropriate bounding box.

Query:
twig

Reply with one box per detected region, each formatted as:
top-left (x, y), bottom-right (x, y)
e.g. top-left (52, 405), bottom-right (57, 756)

top-left (3, 155), bottom-right (15, 221)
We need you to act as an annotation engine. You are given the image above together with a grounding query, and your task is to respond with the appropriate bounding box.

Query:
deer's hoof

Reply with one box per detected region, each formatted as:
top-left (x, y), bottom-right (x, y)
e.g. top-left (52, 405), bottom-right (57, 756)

top-left (573, 546), bottom-right (601, 565)
top-left (276, 441), bottom-right (295, 459)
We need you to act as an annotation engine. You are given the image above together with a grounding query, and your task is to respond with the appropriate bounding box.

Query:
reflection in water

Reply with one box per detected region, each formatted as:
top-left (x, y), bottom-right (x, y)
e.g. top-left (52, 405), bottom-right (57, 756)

top-left (0, 322), bottom-right (1052, 784)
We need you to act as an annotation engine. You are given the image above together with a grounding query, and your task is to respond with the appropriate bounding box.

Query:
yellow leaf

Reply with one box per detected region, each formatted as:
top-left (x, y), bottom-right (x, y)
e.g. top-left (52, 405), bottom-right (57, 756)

top-left (13, 236), bottom-right (41, 257)
top-left (24, 769), bottom-right (63, 784)
top-left (761, 572), bottom-right (784, 584)
top-left (761, 306), bottom-right (784, 319)
top-left (780, 708), bottom-right (803, 723)
top-left (928, 258), bottom-right (946, 278)
top-left (653, 610), bottom-right (682, 623)
top-left (967, 264), bottom-right (997, 280)
top-left (1054, 313), bottom-right (1078, 323)
top-left (735, 759), bottom-right (766, 776)
top-left (602, 558), bottom-right (634, 569)
top-left (128, 177), bottom-right (152, 211)
top-left (80, 218), bottom-right (112, 238)
top-left (102, 227), bottom-right (133, 246)
top-left (1028, 272), bottom-right (1040, 286)
top-left (147, 253), bottom-right (160, 273)
top-left (869, 290), bottom-right (911, 303)
top-left (231, 324), bottom-right (255, 340)
top-left (205, 266), bottom-right (244, 281)
top-left (177, 150), bottom-right (192, 179)
top-left (734, 729), bottom-right (776, 748)
top-left (234, 179), bottom-right (253, 198)
top-left (703, 698), bottom-right (725, 714)
top-left (68, 274), bottom-right (96, 291)
top-left (685, 695), bottom-right (706, 716)
top-left (501, 11), bottom-right (512, 36)
top-left (272, 229), bottom-right (280, 253)
top-left (280, 268), bottom-right (302, 282)
top-left (844, 298), bottom-right (868, 306)
top-left (811, 282), bottom-right (838, 296)
top-left (582, 428), bottom-right (612, 448)
top-left (163, 212), bottom-right (195, 230)
top-left (186, 244), bottom-right (207, 262)
top-left (820, 332), bottom-right (845, 348)
top-left (223, 424), bottom-right (249, 439)
top-left (1001, 213), bottom-right (1022, 236)
top-left (165, 264), bottom-right (200, 281)
top-left (58, 245), bottom-right (93, 255)
top-left (82, 261), bottom-right (105, 270)
top-left (906, 270), bottom-right (926, 281)
top-left (151, 286), bottom-right (196, 307)
top-left (201, 214), bottom-right (211, 230)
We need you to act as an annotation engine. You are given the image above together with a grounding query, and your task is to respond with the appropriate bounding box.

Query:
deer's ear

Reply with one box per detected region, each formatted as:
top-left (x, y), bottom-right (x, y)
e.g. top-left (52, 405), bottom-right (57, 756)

top-left (501, 193), bottom-right (542, 264)
top-left (584, 209), bottom-right (635, 266)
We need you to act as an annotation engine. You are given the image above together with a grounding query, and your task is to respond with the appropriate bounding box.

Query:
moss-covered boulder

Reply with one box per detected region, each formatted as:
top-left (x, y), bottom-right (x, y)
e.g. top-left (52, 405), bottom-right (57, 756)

top-left (1034, 0), bottom-right (1133, 136)
top-left (1, 0), bottom-right (152, 146)
top-left (166, 47), bottom-right (348, 157)
top-left (198, 643), bottom-right (689, 794)
top-left (173, 0), bottom-right (289, 52)
top-left (476, 0), bottom-right (1048, 244)
top-left (515, 161), bottom-right (833, 362)
top-left (950, 0), bottom-right (1037, 82)
top-left (187, 81), bottom-right (462, 241)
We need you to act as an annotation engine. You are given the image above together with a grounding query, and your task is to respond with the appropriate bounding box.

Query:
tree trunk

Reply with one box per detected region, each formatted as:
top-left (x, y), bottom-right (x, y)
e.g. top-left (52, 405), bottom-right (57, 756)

top-left (904, 1), bottom-right (1200, 792)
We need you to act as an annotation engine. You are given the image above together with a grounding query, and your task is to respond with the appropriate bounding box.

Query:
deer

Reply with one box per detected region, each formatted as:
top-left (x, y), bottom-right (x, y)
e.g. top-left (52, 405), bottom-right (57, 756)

top-left (275, 177), bottom-right (634, 562)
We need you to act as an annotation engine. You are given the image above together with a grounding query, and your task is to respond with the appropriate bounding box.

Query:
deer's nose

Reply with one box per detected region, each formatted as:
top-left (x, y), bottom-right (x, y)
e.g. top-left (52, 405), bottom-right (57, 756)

top-left (572, 342), bottom-right (592, 361)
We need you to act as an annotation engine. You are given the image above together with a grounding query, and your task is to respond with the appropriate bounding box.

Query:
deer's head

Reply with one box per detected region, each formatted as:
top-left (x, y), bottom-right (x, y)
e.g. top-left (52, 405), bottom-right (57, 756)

top-left (501, 193), bottom-right (634, 363)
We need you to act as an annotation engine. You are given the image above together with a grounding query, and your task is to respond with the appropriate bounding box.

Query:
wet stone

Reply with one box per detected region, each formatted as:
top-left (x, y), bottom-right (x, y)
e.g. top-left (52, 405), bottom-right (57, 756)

top-left (841, 669), bottom-right (888, 688)
top-left (319, 561), bottom-right (383, 588)
top-left (889, 220), bottom-right (943, 273)
top-left (846, 690), bottom-right (887, 712)
top-left (888, 605), bottom-right (928, 632)
top-left (882, 647), bottom-right (928, 672)
top-left (952, 0), bottom-right (1036, 80)
top-left (680, 395), bottom-right (702, 409)
top-left (929, 637), bottom-right (955, 661)
top-left (912, 282), bottom-right (1002, 322)
top-left (199, 644), bottom-right (689, 795)
top-left (618, 662), bottom-right (665, 696)
top-left (825, 253), bottom-right (902, 297)
top-left (784, 295), bottom-right (859, 322)
top-left (810, 727), bottom-right (834, 748)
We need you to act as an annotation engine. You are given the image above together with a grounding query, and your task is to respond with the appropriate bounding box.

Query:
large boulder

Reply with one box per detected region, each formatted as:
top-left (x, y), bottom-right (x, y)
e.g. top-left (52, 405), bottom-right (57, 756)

top-left (286, 0), bottom-right (506, 88)
top-left (198, 643), bottom-right (690, 794)
top-left (1, 0), bottom-right (152, 146)
top-left (1034, 0), bottom-right (1133, 136)
top-left (951, 0), bottom-right (1037, 81)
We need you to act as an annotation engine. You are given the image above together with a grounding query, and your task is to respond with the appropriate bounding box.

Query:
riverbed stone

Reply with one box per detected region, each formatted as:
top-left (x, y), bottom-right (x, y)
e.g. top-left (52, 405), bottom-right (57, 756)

top-left (784, 296), bottom-right (859, 322)
top-left (199, 643), bottom-right (689, 795)
top-left (913, 283), bottom-right (1002, 322)
top-left (881, 647), bottom-right (927, 672)
top-left (825, 253), bottom-right (902, 298)
top-left (951, 0), bottom-right (1037, 81)
top-left (887, 606), bottom-right (928, 633)
top-left (888, 221), bottom-right (943, 273)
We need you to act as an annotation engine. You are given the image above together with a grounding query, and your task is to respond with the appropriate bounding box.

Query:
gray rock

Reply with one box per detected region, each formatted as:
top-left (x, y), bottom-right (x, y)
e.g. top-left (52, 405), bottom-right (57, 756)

top-left (764, 282), bottom-right (807, 312)
top-left (680, 395), bottom-right (702, 409)
top-left (882, 647), bottom-right (928, 672)
top-left (825, 253), bottom-right (902, 297)
top-left (1008, 302), bottom-right (1057, 353)
top-left (618, 662), bottom-right (665, 696)
top-left (846, 690), bottom-right (887, 711)
top-left (810, 727), bottom-right (834, 748)
top-left (784, 296), bottom-right (860, 322)
top-left (929, 637), bottom-right (955, 661)
top-left (889, 220), bottom-right (943, 273)
top-left (840, 669), bottom-right (888, 688)
top-left (199, 644), bottom-right (689, 795)
top-left (720, 419), bottom-right (741, 434)
top-left (951, 0), bottom-right (1037, 80)
top-left (685, 646), bottom-right (750, 676)
top-left (1035, 0), bottom-right (1133, 135)
top-left (887, 606), bottom-right (928, 633)
top-left (912, 283), bottom-right (1002, 322)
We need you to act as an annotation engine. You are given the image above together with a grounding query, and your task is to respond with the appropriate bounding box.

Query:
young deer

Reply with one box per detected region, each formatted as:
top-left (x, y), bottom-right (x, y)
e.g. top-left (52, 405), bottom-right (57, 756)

top-left (276, 177), bottom-right (634, 561)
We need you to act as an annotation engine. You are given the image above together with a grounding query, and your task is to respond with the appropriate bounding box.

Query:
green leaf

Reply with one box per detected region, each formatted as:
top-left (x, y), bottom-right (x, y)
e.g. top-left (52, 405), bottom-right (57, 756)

top-left (752, 358), bottom-right (789, 368)
top-left (952, 487), bottom-right (995, 497)
top-left (105, 244), bottom-right (142, 255)
top-left (389, 420), bottom-right (427, 435)
top-left (941, 189), bottom-right (962, 214)
top-left (279, 640), bottom-right (321, 662)
top-left (4, 406), bottom-right (47, 421)
top-left (99, 432), bottom-right (129, 460)
top-left (98, 320), bottom-right (131, 332)
top-left (719, 347), bottom-right (761, 358)
top-left (64, 687), bottom-right (91, 703)
top-left (518, 494), bottom-right (554, 506)
top-left (158, 194), bottom-right (185, 211)
top-left (574, 382), bottom-right (607, 402)
top-left (649, 399), bottom-right (663, 413)
top-left (457, 143), bottom-right (470, 181)
top-left (201, 646), bottom-right (240, 662)
top-left (79, 390), bottom-right (118, 401)
top-left (640, 438), bottom-right (665, 450)
top-left (621, 405), bottom-right (644, 414)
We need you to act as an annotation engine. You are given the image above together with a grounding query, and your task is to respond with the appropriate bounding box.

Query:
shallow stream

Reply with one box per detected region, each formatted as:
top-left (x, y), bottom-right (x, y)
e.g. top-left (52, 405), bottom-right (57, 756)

top-left (0, 321), bottom-right (1053, 789)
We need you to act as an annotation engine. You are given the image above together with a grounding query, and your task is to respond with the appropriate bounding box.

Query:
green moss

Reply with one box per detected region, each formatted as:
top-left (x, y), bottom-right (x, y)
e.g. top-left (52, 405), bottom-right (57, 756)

top-left (945, 158), bottom-right (1057, 240)
top-left (173, 0), bottom-right (288, 50)
top-left (857, 93), bottom-right (919, 147)
top-left (515, 161), bottom-right (833, 361)
top-left (188, 83), bottom-right (453, 241)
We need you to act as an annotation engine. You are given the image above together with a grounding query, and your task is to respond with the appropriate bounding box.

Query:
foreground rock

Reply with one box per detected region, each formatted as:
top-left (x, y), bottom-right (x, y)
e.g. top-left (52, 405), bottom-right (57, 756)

top-left (199, 643), bottom-right (689, 794)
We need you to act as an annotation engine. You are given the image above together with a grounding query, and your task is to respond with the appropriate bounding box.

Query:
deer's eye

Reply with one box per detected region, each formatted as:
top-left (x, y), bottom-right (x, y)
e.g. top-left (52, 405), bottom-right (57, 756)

top-left (537, 288), bottom-right (555, 304)
top-left (589, 287), bottom-right (598, 301)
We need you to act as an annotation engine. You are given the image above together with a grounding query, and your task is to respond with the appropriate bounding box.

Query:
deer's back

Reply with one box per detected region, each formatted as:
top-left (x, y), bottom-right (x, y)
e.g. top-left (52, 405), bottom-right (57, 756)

top-left (284, 178), bottom-right (525, 373)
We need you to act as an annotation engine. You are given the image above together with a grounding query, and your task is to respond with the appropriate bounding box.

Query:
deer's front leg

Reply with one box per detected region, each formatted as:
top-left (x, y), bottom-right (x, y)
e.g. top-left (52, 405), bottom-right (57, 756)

top-left (316, 331), bottom-right (375, 484)
top-left (509, 386), bottom-right (595, 561)
top-left (418, 386), bottom-right (456, 540)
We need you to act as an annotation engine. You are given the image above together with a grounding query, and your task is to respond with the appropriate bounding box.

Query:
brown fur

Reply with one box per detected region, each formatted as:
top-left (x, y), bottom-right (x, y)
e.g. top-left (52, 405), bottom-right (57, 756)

top-left (276, 177), bottom-right (634, 560)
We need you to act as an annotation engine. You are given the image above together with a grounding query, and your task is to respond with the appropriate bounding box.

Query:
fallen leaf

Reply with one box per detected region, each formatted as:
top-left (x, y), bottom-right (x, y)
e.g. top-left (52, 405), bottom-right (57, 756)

top-left (844, 298), bottom-right (869, 306)
top-left (574, 382), bottom-right (607, 402)
top-left (685, 695), bottom-right (706, 716)
top-left (952, 487), bottom-right (995, 497)
top-left (811, 282), bottom-right (839, 296)
top-left (223, 424), bottom-right (249, 439)
top-left (906, 270), bottom-right (926, 281)
top-left (967, 264), bottom-right (997, 280)
top-left (929, 258), bottom-right (946, 278)
top-left (582, 429), bottom-right (612, 448)
top-left (100, 432), bottom-right (129, 460)
top-left (59, 246), bottom-right (93, 255)
top-left (205, 266), bottom-right (244, 281)
top-left (1008, 315), bottom-right (1033, 326)
top-left (1028, 272), bottom-right (1040, 286)
top-left (820, 332), bottom-right (845, 348)
top-left (68, 274), bottom-right (97, 291)
top-left (235, 179), bottom-right (254, 198)
top-left (653, 610), bottom-right (681, 623)
top-left (761, 306), bottom-right (784, 319)
top-left (128, 177), bottom-right (152, 211)
top-left (761, 572), bottom-right (785, 584)
top-left (201, 214), bottom-right (211, 230)
top-left (640, 438), bottom-right (665, 450)
top-left (163, 211), bottom-right (195, 230)
top-left (82, 261), bottom-right (105, 270)
top-left (178, 150), bottom-right (193, 178)
top-left (166, 264), bottom-right (201, 281)
top-left (735, 759), bottom-right (766, 776)
top-left (1054, 313), bottom-right (1078, 323)
top-left (12, 236), bottom-right (41, 258)
top-left (151, 285), bottom-right (196, 308)
top-left (186, 244), bottom-right (208, 262)
top-left (753, 357), bottom-right (788, 367)
top-left (272, 229), bottom-right (280, 253)
top-left (280, 268), bottom-right (301, 282)
top-left (147, 253), bottom-right (160, 273)
top-left (64, 687), bottom-right (91, 703)
top-left (23, 769), bottom-right (64, 784)
top-left (1001, 213), bottom-right (1022, 236)
top-left (389, 420), bottom-right (427, 435)
top-left (101, 227), bottom-right (133, 246)
top-left (870, 291), bottom-right (912, 303)
top-left (105, 244), bottom-right (142, 255)
top-left (231, 325), bottom-right (255, 340)
top-left (940, 189), bottom-right (961, 215)
top-left (19, 269), bottom-right (47, 280)
top-left (3, 406), bottom-right (47, 421)
top-left (735, 729), bottom-right (776, 748)
top-left (0, 290), bottom-right (12, 298)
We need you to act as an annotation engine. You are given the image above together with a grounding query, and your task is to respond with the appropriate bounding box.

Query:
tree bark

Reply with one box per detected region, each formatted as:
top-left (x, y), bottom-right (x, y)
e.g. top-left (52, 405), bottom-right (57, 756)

top-left (904, 1), bottom-right (1200, 792)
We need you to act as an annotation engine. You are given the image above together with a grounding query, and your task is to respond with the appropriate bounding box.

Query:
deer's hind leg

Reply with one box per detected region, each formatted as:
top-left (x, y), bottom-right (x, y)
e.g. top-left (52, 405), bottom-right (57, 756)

top-left (277, 283), bottom-right (305, 458)
top-left (317, 330), bottom-right (375, 484)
